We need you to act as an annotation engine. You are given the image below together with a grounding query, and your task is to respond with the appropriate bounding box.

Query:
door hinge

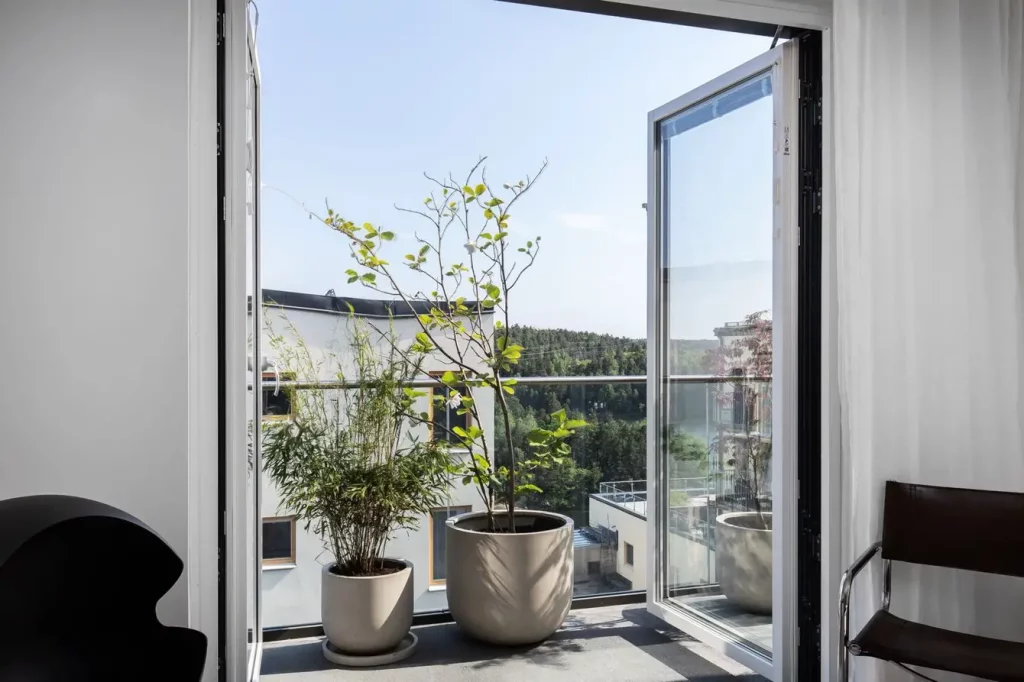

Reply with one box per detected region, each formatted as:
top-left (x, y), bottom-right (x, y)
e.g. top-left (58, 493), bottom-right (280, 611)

top-left (216, 123), bottom-right (223, 157)
top-left (216, 11), bottom-right (226, 45)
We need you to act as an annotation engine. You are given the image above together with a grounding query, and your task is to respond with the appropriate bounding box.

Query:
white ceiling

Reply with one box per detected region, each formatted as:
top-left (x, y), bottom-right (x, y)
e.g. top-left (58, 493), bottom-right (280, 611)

top-left (607, 0), bottom-right (832, 30)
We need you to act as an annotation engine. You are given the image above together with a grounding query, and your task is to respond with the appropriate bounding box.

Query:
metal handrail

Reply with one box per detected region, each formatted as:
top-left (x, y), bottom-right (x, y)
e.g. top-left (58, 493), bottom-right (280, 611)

top-left (251, 374), bottom-right (771, 390)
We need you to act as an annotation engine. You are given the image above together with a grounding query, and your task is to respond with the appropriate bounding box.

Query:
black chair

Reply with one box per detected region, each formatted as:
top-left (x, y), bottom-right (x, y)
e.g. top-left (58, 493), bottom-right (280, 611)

top-left (0, 495), bottom-right (207, 681)
top-left (839, 481), bottom-right (1024, 681)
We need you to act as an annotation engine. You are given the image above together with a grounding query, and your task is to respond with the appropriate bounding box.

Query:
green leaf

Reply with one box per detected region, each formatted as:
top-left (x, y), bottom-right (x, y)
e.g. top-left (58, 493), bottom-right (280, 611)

top-left (380, 231), bottom-right (395, 241)
top-left (483, 209), bottom-right (494, 220)
top-left (474, 183), bottom-right (486, 195)
top-left (415, 332), bottom-right (431, 347)
top-left (501, 344), bottom-right (522, 361)
top-left (441, 370), bottom-right (456, 384)
top-left (419, 245), bottom-right (430, 257)
top-left (405, 254), bottom-right (415, 261)
top-left (462, 185), bottom-right (475, 197)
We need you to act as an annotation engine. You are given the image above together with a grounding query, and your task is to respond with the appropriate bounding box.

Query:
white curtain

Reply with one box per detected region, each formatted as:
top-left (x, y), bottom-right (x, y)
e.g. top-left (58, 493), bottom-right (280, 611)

top-left (834, 1), bottom-right (1024, 680)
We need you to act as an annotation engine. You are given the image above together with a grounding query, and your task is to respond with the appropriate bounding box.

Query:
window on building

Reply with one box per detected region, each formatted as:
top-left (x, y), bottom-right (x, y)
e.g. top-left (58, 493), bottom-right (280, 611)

top-left (625, 542), bottom-right (634, 566)
top-left (587, 560), bottom-right (601, 576)
top-left (262, 516), bottom-right (296, 566)
top-left (262, 372), bottom-right (294, 420)
top-left (429, 506), bottom-right (471, 585)
top-left (731, 367), bottom-right (746, 429)
top-left (429, 373), bottom-right (470, 445)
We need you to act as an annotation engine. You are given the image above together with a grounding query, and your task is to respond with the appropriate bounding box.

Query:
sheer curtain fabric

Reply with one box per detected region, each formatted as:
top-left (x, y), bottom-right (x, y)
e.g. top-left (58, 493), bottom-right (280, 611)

top-left (835, 1), bottom-right (1024, 680)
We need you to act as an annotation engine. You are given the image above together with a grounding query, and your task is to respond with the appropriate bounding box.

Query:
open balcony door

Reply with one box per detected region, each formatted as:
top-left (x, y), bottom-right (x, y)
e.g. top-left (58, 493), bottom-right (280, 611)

top-left (224, 7), bottom-right (263, 682)
top-left (645, 41), bottom-right (799, 681)
top-left (243, 14), bottom-right (263, 682)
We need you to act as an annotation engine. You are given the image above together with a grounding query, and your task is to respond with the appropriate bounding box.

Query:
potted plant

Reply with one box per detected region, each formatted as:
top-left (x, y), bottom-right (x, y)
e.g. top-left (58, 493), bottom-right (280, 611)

top-left (318, 159), bottom-right (584, 645)
top-left (262, 318), bottom-right (455, 663)
top-left (709, 311), bottom-right (773, 614)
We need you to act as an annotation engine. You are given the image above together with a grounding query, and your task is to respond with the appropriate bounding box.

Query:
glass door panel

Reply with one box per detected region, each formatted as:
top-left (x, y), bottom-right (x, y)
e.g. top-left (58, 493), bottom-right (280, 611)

top-left (664, 68), bottom-right (774, 656)
top-left (647, 43), bottom-right (797, 681)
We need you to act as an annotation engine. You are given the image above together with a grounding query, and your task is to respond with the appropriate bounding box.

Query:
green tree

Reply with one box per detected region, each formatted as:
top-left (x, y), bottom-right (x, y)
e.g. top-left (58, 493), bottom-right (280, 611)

top-left (318, 159), bottom-right (584, 532)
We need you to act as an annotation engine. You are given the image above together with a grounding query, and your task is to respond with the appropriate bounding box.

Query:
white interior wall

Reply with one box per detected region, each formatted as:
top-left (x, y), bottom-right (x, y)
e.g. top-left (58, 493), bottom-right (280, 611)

top-left (834, 3), bottom-right (1024, 681)
top-left (0, 1), bottom-right (219, 679)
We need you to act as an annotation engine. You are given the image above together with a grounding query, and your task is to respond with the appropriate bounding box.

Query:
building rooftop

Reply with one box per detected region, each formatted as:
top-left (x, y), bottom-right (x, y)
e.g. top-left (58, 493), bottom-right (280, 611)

top-left (259, 289), bottom-right (492, 319)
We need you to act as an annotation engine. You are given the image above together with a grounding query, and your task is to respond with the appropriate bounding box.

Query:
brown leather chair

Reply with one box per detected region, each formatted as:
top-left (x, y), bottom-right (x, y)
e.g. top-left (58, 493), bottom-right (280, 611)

top-left (839, 481), bottom-right (1024, 681)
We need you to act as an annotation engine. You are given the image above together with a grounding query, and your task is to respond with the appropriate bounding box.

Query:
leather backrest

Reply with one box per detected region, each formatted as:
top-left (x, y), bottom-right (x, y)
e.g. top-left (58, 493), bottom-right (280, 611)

top-left (882, 480), bottom-right (1024, 577)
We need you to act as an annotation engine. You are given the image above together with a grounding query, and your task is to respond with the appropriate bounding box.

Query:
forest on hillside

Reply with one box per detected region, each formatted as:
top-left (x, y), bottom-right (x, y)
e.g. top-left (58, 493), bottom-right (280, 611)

top-left (494, 325), bottom-right (720, 523)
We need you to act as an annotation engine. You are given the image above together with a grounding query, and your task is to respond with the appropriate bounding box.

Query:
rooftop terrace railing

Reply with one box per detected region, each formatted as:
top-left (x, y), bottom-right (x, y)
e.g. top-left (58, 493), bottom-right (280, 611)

top-left (252, 373), bottom-right (770, 630)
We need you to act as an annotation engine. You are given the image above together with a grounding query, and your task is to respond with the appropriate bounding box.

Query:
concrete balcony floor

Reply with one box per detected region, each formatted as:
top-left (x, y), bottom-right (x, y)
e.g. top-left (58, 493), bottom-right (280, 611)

top-left (261, 604), bottom-right (768, 681)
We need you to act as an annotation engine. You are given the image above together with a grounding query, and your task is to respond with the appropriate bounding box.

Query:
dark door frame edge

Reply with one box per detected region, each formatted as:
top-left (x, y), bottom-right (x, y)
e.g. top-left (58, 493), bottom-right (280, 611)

top-left (496, 0), bottom-right (804, 38)
top-left (795, 29), bottom-right (823, 682)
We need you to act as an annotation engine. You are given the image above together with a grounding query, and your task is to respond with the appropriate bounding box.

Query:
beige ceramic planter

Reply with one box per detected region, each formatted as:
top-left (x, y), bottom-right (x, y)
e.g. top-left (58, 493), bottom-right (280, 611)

top-left (321, 558), bottom-right (413, 655)
top-left (445, 510), bottom-right (573, 645)
top-left (715, 511), bottom-right (772, 614)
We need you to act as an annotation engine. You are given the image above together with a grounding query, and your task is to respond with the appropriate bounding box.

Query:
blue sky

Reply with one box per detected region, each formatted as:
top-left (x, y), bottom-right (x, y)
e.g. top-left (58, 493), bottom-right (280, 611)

top-left (255, 0), bottom-right (773, 337)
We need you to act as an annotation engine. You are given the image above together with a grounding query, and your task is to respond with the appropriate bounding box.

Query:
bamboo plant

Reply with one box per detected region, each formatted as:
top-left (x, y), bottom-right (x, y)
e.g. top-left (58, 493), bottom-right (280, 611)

top-left (261, 315), bottom-right (455, 575)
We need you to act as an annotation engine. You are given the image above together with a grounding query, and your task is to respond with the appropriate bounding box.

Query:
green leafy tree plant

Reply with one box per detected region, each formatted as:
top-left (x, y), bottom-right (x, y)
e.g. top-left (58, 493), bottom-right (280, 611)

top-left (707, 310), bottom-right (773, 529)
top-left (261, 315), bottom-right (455, 575)
top-left (317, 159), bottom-right (584, 532)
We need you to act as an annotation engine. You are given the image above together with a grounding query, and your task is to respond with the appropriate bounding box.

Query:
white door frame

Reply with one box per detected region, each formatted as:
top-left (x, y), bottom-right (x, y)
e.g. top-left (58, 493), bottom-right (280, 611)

top-left (245, 12), bottom-right (264, 681)
top-left (645, 41), bottom-right (800, 681)
top-left (224, 0), bottom-right (257, 679)
top-left (186, 0), bottom-right (221, 679)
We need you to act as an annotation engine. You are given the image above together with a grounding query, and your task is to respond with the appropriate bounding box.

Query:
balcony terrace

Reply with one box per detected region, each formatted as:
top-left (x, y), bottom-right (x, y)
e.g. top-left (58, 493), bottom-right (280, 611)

top-left (256, 373), bottom-right (774, 679)
top-left (261, 604), bottom-right (767, 681)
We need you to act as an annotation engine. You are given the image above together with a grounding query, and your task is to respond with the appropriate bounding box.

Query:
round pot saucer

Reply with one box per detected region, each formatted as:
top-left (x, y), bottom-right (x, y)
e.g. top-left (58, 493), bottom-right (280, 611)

top-left (321, 632), bottom-right (418, 667)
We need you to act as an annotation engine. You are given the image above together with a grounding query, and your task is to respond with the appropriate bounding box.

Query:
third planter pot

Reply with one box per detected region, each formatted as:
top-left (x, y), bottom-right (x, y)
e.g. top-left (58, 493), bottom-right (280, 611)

top-left (715, 511), bottom-right (773, 615)
top-left (445, 509), bottom-right (573, 645)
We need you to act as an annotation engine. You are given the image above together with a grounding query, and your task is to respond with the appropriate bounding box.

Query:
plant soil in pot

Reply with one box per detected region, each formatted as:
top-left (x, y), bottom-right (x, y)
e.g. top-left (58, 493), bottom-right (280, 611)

top-left (715, 511), bottom-right (772, 614)
top-left (321, 559), bottom-right (414, 655)
top-left (446, 510), bottom-right (573, 646)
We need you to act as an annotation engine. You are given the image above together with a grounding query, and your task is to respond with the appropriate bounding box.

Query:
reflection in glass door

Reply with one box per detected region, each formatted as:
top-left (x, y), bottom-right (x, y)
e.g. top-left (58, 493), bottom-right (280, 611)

top-left (646, 43), bottom-right (797, 681)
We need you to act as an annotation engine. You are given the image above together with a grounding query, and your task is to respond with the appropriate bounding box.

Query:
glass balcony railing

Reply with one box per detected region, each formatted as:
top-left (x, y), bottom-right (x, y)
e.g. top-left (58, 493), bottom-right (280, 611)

top-left (255, 374), bottom-right (770, 631)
